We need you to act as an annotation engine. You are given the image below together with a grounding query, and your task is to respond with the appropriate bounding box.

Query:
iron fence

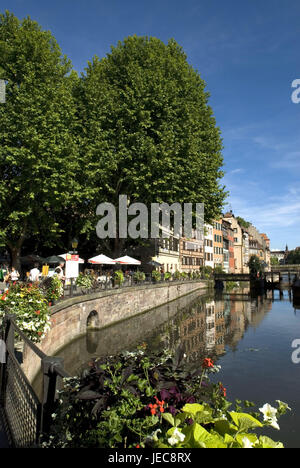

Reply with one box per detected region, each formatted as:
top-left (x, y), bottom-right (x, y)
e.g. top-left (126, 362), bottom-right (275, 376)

top-left (60, 273), bottom-right (207, 301)
top-left (0, 315), bottom-right (69, 448)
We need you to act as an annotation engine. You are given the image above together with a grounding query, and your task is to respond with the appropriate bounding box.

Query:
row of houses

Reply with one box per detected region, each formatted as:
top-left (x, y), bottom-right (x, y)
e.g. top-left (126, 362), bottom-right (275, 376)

top-left (150, 211), bottom-right (271, 274)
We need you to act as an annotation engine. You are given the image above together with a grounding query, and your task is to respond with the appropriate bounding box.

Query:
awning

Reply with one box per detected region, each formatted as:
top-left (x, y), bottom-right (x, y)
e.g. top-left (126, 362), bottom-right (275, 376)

top-left (88, 254), bottom-right (116, 265)
top-left (114, 255), bottom-right (141, 265)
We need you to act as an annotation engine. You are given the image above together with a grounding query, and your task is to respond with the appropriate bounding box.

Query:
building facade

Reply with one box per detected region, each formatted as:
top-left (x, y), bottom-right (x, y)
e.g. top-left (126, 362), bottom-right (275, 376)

top-left (204, 224), bottom-right (214, 269)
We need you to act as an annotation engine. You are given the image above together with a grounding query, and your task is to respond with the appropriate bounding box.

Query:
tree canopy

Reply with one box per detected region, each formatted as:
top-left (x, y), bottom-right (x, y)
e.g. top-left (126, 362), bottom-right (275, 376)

top-left (76, 35), bottom-right (227, 253)
top-left (0, 11), bottom-right (80, 267)
top-left (0, 14), bottom-right (227, 263)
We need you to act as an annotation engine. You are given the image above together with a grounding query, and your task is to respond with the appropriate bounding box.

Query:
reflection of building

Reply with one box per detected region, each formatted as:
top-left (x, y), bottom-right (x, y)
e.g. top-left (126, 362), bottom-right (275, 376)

top-left (205, 301), bottom-right (216, 351)
top-left (179, 301), bottom-right (206, 362)
top-left (215, 300), bottom-right (225, 355)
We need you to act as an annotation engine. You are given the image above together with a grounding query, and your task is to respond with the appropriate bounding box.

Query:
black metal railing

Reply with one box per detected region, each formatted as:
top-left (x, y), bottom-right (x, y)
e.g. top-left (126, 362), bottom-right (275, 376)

top-left (0, 315), bottom-right (69, 447)
top-left (59, 274), bottom-right (207, 302)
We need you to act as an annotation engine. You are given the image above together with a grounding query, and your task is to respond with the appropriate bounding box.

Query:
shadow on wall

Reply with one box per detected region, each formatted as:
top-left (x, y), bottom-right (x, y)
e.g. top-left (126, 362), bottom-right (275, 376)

top-left (86, 310), bottom-right (100, 330)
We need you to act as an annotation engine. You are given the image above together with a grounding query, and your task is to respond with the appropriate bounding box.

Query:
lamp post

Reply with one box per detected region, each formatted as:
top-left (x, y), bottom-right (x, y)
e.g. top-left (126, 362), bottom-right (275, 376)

top-left (71, 238), bottom-right (78, 255)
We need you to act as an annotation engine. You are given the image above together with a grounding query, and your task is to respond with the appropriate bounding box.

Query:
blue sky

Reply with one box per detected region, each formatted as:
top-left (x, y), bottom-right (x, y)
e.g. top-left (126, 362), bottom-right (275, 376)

top-left (2, 0), bottom-right (300, 250)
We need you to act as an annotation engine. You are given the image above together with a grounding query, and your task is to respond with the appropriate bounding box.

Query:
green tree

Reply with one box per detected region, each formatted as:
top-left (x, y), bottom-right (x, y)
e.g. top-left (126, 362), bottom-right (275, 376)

top-left (270, 256), bottom-right (279, 266)
top-left (236, 216), bottom-right (251, 229)
top-left (285, 250), bottom-right (300, 265)
top-left (248, 255), bottom-right (264, 277)
top-left (77, 35), bottom-right (227, 255)
top-left (0, 12), bottom-right (79, 268)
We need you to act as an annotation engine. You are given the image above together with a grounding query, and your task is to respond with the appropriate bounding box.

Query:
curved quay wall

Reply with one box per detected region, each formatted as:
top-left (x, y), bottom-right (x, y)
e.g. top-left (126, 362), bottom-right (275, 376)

top-left (21, 280), bottom-right (208, 383)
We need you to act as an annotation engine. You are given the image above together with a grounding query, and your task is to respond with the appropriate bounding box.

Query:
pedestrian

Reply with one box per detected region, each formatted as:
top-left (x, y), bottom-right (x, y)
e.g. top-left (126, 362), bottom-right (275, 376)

top-left (55, 262), bottom-right (65, 281)
top-left (10, 267), bottom-right (20, 283)
top-left (29, 263), bottom-right (41, 282)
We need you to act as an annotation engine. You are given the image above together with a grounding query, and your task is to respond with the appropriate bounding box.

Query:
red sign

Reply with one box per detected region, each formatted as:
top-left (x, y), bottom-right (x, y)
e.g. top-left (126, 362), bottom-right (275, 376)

top-left (66, 254), bottom-right (79, 261)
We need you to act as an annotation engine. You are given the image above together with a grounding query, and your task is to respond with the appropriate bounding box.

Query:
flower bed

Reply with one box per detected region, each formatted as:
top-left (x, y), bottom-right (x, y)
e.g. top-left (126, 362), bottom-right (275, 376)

top-left (0, 282), bottom-right (51, 342)
top-left (43, 347), bottom-right (289, 448)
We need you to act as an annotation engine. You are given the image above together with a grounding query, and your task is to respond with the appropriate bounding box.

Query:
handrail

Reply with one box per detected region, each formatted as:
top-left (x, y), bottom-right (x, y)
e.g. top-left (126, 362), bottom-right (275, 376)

top-left (0, 315), bottom-right (70, 447)
top-left (4, 315), bottom-right (48, 360)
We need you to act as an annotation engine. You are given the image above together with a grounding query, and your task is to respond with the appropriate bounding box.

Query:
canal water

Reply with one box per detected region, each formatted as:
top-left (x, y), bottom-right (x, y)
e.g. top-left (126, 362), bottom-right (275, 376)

top-left (54, 287), bottom-right (300, 448)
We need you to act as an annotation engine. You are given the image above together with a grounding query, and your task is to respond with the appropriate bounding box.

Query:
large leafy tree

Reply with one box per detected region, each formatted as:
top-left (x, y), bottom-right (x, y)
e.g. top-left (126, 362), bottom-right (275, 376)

top-left (0, 12), bottom-right (79, 268)
top-left (77, 36), bottom-right (227, 255)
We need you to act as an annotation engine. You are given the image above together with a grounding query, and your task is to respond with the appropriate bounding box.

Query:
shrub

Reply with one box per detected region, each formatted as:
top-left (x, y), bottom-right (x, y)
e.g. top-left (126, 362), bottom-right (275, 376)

top-left (114, 270), bottom-right (124, 285)
top-left (173, 271), bottom-right (181, 281)
top-left (75, 273), bottom-right (94, 290)
top-left (152, 270), bottom-right (161, 282)
top-left (164, 272), bottom-right (172, 281)
top-left (41, 275), bottom-right (64, 303)
top-left (134, 271), bottom-right (146, 283)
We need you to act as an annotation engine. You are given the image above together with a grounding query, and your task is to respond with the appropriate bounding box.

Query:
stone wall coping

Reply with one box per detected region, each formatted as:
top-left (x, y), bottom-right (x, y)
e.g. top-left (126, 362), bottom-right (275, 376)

top-left (50, 280), bottom-right (208, 316)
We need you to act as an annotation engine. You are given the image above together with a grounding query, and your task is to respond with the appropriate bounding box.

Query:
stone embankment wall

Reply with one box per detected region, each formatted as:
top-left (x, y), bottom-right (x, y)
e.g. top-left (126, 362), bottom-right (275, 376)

top-left (22, 281), bottom-right (208, 383)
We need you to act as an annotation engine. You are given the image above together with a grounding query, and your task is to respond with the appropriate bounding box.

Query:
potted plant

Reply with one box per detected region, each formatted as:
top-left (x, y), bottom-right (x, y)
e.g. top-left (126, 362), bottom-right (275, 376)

top-left (152, 270), bottom-right (161, 283)
top-left (114, 270), bottom-right (124, 287)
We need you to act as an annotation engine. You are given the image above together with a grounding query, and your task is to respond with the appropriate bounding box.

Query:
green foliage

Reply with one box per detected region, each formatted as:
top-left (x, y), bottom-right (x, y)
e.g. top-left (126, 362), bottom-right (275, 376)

top-left (214, 265), bottom-right (225, 274)
top-left (173, 270), bottom-right (181, 281)
top-left (43, 347), bottom-right (289, 449)
top-left (0, 282), bottom-right (51, 342)
top-left (200, 266), bottom-right (213, 279)
top-left (77, 35), bottom-right (226, 236)
top-left (164, 272), bottom-right (172, 281)
top-left (133, 271), bottom-right (146, 283)
top-left (114, 270), bottom-right (124, 285)
top-left (236, 217), bottom-right (251, 229)
top-left (75, 273), bottom-right (94, 290)
top-left (225, 281), bottom-right (238, 291)
top-left (285, 250), bottom-right (300, 265)
top-left (0, 11), bottom-right (80, 264)
top-left (270, 257), bottom-right (280, 266)
top-left (152, 270), bottom-right (161, 282)
top-left (248, 255), bottom-right (264, 275)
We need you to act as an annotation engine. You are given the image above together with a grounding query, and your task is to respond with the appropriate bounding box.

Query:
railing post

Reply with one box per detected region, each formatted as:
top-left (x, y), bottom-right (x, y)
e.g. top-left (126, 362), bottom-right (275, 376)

top-left (41, 356), bottom-right (65, 435)
top-left (0, 315), bottom-right (15, 407)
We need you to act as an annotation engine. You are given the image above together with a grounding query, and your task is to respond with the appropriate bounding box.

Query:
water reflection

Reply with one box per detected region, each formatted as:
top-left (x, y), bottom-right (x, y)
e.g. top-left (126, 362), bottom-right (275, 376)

top-left (50, 287), bottom-right (300, 447)
top-left (142, 288), bottom-right (274, 364)
top-left (57, 288), bottom-right (278, 375)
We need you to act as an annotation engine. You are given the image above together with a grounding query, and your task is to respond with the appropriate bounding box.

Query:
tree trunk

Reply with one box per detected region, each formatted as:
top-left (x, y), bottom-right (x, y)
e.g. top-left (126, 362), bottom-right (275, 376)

top-left (7, 225), bottom-right (27, 272)
top-left (9, 245), bottom-right (22, 271)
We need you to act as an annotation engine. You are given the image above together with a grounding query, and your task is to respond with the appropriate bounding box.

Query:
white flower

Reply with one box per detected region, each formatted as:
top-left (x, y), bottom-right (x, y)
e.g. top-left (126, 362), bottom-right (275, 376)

top-left (168, 428), bottom-right (185, 446)
top-left (259, 403), bottom-right (280, 430)
top-left (242, 437), bottom-right (254, 448)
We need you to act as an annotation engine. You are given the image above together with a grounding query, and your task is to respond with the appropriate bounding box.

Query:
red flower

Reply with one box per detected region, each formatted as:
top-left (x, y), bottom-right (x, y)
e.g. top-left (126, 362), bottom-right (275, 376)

top-left (38, 331), bottom-right (42, 336)
top-left (136, 444), bottom-right (140, 448)
top-left (219, 384), bottom-right (227, 397)
top-left (35, 310), bottom-right (41, 315)
top-left (151, 396), bottom-right (165, 414)
top-left (49, 302), bottom-right (52, 306)
top-left (202, 358), bottom-right (214, 369)
top-left (148, 403), bottom-right (158, 415)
